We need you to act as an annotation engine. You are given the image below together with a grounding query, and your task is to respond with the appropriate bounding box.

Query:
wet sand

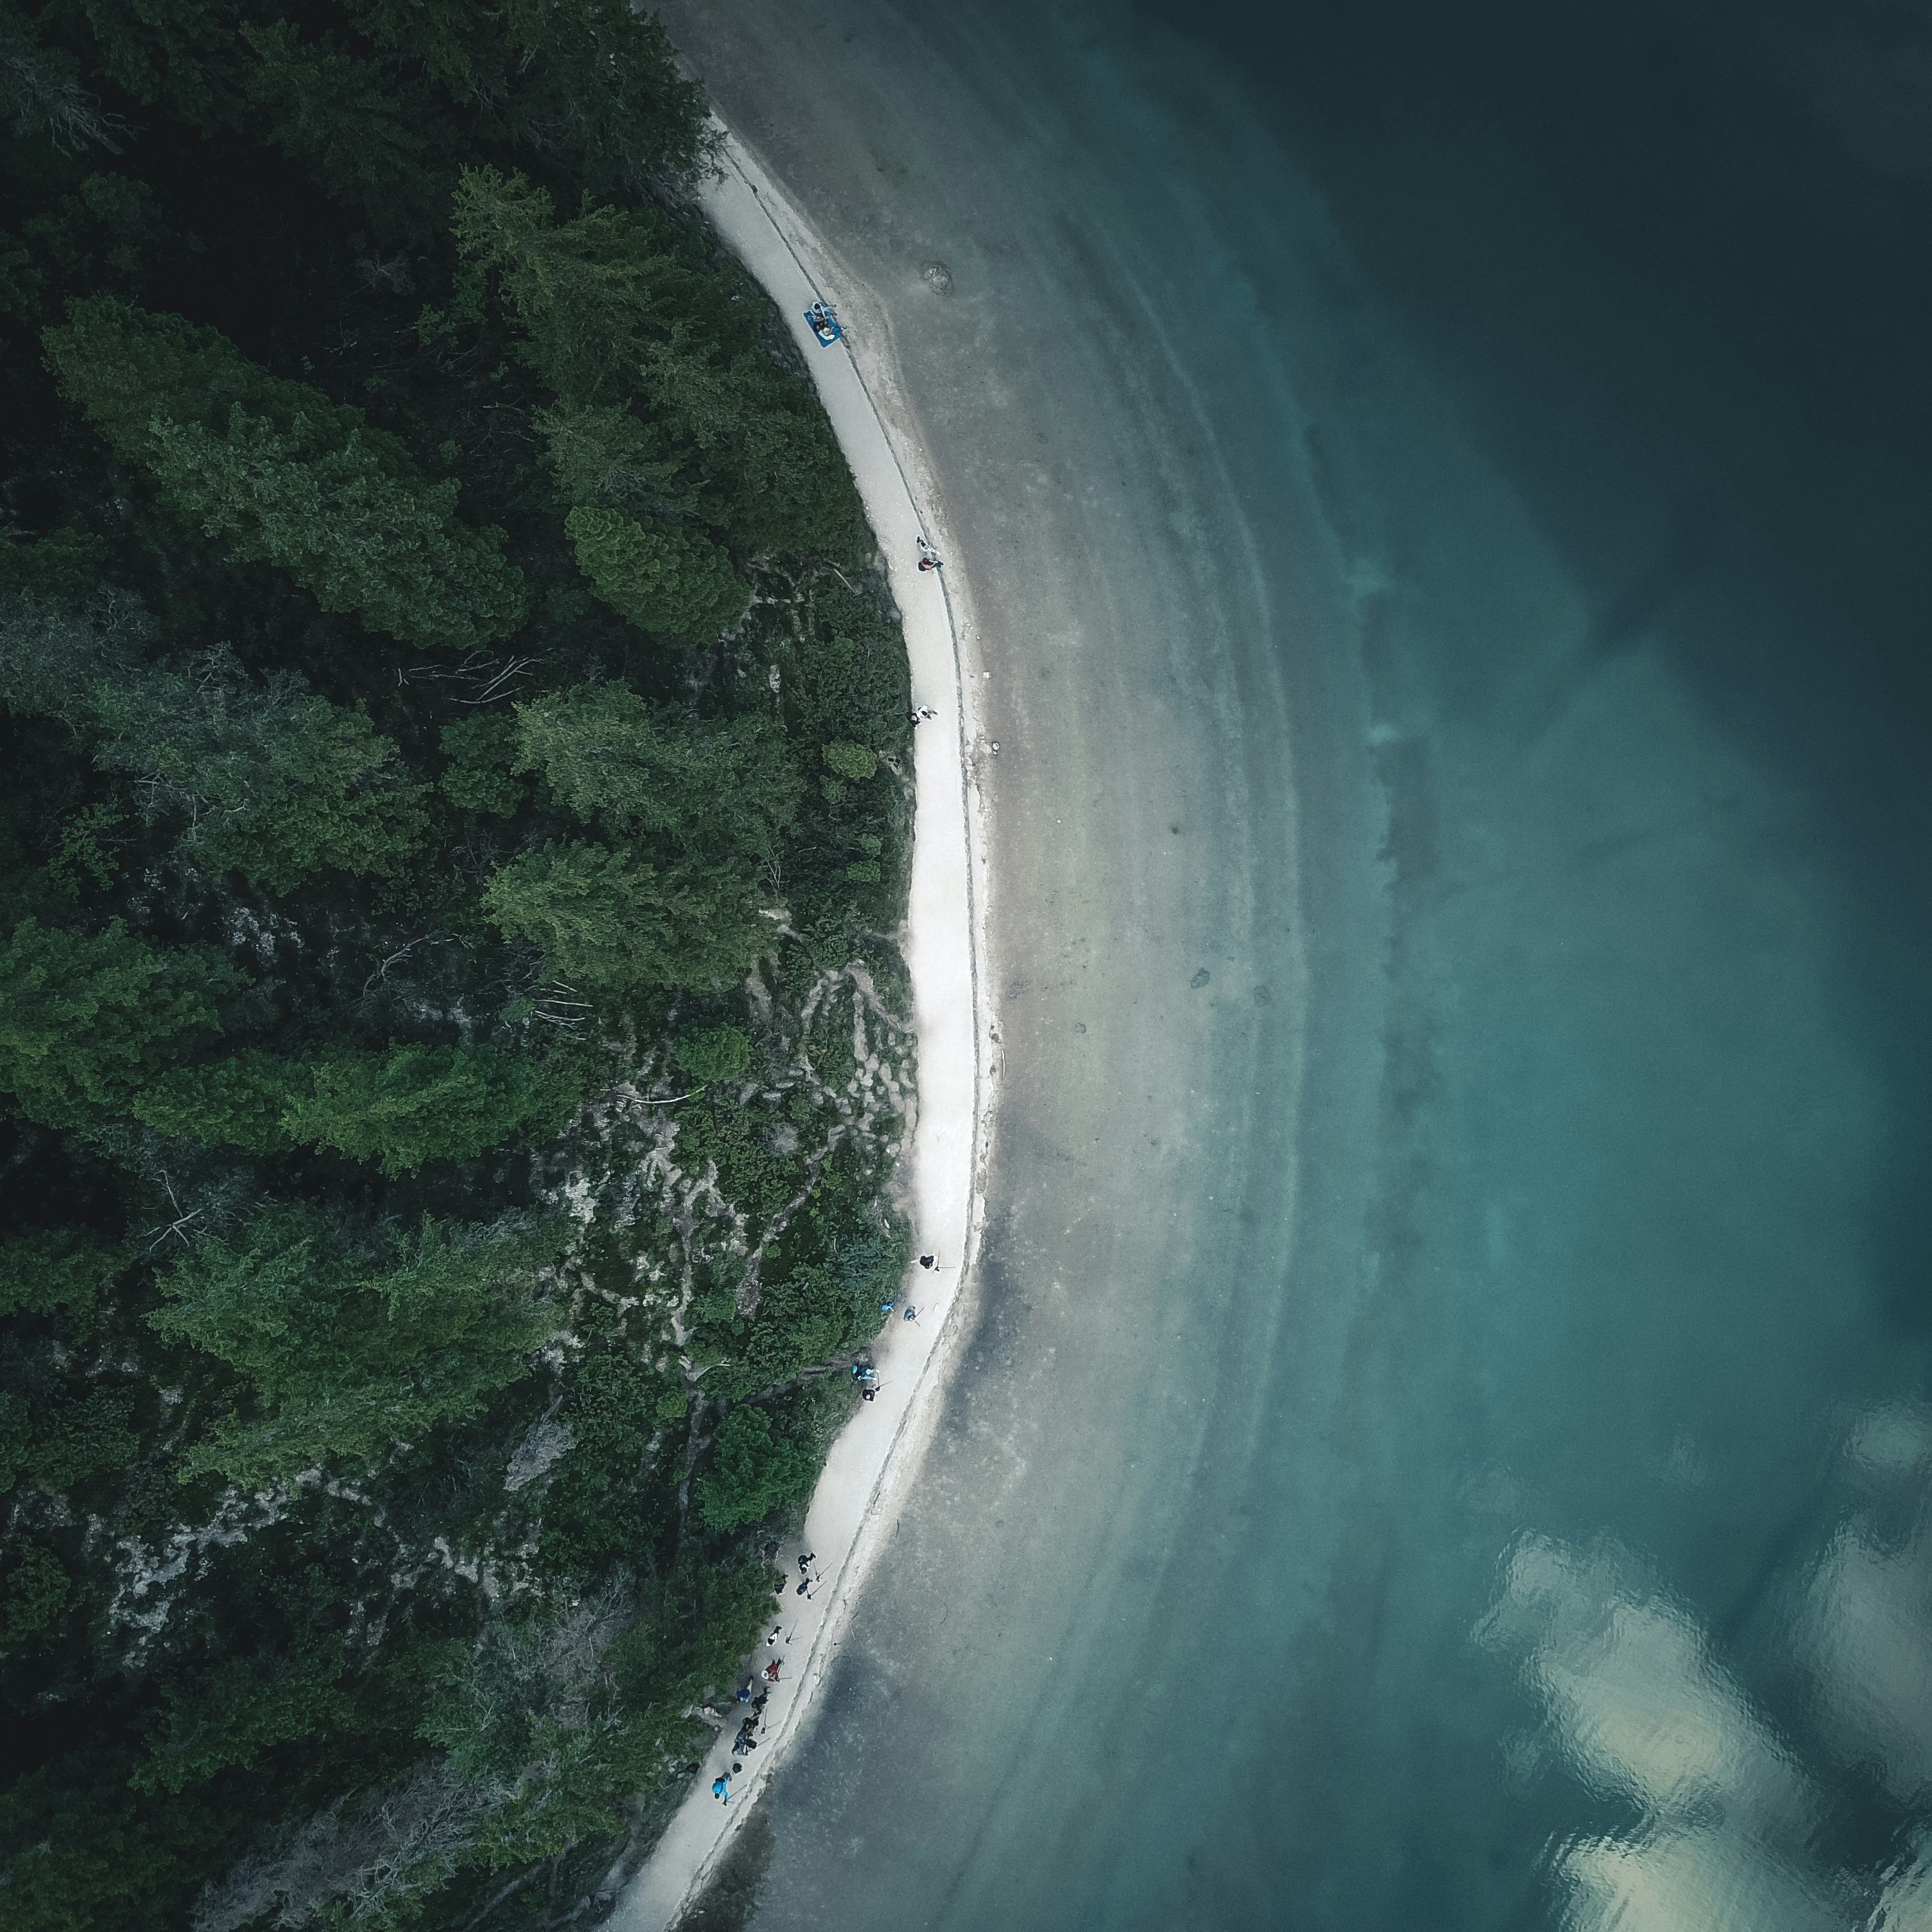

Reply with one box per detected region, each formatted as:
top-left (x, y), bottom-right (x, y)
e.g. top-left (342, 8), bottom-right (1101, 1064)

top-left (600, 1), bottom-right (1932, 1926)
top-left (634, 3), bottom-right (1378, 1926)
top-left (616, 3), bottom-right (1932, 1927)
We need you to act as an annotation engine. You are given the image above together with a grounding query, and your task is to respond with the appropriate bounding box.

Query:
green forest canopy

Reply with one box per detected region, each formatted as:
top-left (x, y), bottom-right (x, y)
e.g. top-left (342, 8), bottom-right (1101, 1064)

top-left (0, 3), bottom-right (916, 1927)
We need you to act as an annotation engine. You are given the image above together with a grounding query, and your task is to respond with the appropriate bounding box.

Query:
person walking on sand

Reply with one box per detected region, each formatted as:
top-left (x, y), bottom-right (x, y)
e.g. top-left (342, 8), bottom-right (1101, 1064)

top-left (713, 1775), bottom-right (730, 1803)
top-left (764, 1660), bottom-right (782, 1683)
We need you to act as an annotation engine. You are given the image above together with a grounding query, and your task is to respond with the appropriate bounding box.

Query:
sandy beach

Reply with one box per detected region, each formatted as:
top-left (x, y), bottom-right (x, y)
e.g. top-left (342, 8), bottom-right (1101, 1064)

top-left (603, 5), bottom-right (1932, 1929)
top-left (10, 0), bottom-right (1931, 1923)
top-left (628, 5), bottom-right (1363, 1926)
top-left (609, 126), bottom-right (992, 1932)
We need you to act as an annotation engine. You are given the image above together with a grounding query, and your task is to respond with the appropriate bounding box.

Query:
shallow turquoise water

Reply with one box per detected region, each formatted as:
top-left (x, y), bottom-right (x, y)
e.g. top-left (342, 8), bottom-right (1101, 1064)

top-left (1135, 5), bottom-right (1932, 1922)
top-left (661, 3), bottom-right (1932, 1925)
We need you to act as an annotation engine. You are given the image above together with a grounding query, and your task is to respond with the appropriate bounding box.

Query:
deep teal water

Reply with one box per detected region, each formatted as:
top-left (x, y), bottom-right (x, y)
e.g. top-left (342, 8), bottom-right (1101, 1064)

top-left (1128, 1), bottom-right (1932, 1924)
top-left (661, 3), bottom-right (1932, 1926)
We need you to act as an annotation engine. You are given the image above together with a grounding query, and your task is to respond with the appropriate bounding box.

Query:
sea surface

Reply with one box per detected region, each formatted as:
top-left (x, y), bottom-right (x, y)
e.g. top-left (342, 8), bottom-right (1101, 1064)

top-left (654, 2), bottom-right (1932, 1926)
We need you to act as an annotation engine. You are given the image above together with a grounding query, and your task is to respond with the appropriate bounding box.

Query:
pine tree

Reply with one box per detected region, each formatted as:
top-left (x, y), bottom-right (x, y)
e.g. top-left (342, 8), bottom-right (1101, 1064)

top-left (450, 167), bottom-right (688, 403)
top-left (282, 1043), bottom-right (576, 1174)
top-left (563, 506), bottom-right (749, 645)
top-left (145, 409), bottom-right (525, 650)
top-left (512, 682), bottom-right (798, 857)
top-left (0, 584), bottom-right (149, 725)
top-left (483, 686), bottom-right (799, 987)
top-left (533, 401), bottom-right (692, 514)
top-left (44, 299), bottom-right (527, 649)
top-left (236, 19), bottom-right (432, 205)
top-left (674, 1025), bottom-right (750, 1086)
top-left (452, 166), bottom-right (867, 558)
top-left (0, 918), bottom-right (243, 1128)
top-left (694, 1405), bottom-right (815, 1531)
top-left (439, 712), bottom-right (526, 816)
top-left (91, 650), bottom-right (429, 889)
top-left (484, 839), bottom-right (759, 990)
top-left (0, 1229), bottom-right (124, 1323)
top-left (153, 1208), bottom-right (565, 1481)
top-left (131, 1052), bottom-right (307, 1153)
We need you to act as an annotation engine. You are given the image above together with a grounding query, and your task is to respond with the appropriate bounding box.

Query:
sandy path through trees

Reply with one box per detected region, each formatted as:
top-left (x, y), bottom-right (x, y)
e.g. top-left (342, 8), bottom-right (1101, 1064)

top-left (608, 123), bottom-right (989, 1932)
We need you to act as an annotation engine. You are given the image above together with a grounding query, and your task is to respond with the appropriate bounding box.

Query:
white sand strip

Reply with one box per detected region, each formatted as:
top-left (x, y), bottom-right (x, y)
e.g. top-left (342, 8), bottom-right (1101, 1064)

top-left (609, 124), bottom-right (990, 1932)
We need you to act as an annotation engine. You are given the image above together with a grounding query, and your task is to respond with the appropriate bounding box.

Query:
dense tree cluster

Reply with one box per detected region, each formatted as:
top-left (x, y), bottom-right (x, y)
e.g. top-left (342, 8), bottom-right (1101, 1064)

top-left (0, 3), bottom-right (914, 1927)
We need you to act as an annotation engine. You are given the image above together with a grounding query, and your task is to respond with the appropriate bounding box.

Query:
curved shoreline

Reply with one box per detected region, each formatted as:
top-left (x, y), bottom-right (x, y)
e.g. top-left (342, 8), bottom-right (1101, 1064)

top-left (609, 121), bottom-right (992, 1932)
